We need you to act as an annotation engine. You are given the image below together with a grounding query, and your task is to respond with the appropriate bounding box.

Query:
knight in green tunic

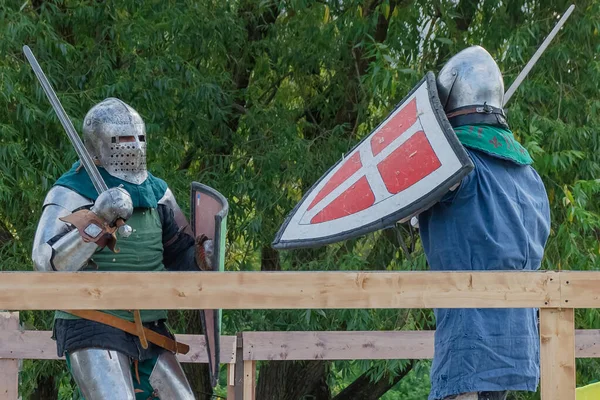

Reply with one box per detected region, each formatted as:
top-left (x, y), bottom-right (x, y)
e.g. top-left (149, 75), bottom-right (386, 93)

top-left (32, 98), bottom-right (211, 400)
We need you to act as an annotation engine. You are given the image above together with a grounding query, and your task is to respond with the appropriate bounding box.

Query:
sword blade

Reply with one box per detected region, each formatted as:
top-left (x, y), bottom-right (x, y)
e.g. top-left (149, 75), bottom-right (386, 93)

top-left (503, 4), bottom-right (575, 106)
top-left (22, 45), bottom-right (108, 194)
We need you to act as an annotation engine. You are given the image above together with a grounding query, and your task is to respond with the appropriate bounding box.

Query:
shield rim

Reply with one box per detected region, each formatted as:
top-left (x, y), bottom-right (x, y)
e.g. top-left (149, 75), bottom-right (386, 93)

top-left (190, 182), bottom-right (229, 388)
top-left (190, 182), bottom-right (229, 270)
top-left (272, 71), bottom-right (474, 250)
top-left (199, 309), bottom-right (220, 388)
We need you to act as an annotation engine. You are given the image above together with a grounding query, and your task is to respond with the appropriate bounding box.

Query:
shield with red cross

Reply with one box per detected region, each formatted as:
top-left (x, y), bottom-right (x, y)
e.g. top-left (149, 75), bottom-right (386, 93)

top-left (272, 72), bottom-right (474, 250)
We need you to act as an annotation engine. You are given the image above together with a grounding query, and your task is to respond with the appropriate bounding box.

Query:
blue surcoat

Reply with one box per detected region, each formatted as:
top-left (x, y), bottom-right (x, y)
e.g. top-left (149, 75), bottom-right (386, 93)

top-left (419, 146), bottom-right (551, 399)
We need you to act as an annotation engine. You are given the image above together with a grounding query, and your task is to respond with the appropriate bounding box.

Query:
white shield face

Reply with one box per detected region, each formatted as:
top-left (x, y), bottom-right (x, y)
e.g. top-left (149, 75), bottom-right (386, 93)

top-left (272, 72), bottom-right (473, 250)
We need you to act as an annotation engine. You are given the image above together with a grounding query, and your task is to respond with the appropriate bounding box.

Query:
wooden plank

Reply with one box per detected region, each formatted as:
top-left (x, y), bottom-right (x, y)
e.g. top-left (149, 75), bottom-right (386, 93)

top-left (244, 329), bottom-right (600, 361)
top-left (0, 271), bottom-right (560, 310)
top-left (243, 360), bottom-right (256, 400)
top-left (0, 312), bottom-right (19, 400)
top-left (540, 308), bottom-right (575, 400)
top-left (243, 330), bottom-right (435, 361)
top-left (0, 330), bottom-right (237, 364)
top-left (3, 328), bottom-right (600, 362)
top-left (176, 334), bottom-right (236, 364)
top-left (559, 271), bottom-right (600, 308)
top-left (576, 329), bottom-right (600, 358)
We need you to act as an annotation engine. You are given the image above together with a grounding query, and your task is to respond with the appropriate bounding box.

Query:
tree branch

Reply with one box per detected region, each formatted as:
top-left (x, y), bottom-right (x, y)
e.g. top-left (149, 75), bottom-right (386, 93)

top-left (332, 361), bottom-right (415, 400)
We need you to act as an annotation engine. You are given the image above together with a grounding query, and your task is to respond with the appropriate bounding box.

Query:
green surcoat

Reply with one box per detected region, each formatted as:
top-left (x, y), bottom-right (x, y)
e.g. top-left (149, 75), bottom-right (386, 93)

top-left (53, 162), bottom-right (171, 323)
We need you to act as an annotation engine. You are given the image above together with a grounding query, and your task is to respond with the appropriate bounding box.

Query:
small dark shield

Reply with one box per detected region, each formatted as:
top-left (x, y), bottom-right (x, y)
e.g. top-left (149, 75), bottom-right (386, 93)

top-left (190, 182), bottom-right (229, 388)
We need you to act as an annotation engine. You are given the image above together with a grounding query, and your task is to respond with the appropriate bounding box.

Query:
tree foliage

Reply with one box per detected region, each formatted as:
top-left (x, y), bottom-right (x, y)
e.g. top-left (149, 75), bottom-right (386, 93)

top-left (1, 0), bottom-right (599, 398)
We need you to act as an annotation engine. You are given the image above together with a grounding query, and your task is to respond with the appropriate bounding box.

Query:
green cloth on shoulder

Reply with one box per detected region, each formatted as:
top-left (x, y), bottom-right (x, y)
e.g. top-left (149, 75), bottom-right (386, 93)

top-left (54, 161), bottom-right (168, 208)
top-left (453, 124), bottom-right (533, 166)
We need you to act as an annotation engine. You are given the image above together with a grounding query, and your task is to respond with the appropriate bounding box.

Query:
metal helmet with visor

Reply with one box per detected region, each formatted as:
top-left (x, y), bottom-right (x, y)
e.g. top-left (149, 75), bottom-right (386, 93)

top-left (82, 98), bottom-right (147, 184)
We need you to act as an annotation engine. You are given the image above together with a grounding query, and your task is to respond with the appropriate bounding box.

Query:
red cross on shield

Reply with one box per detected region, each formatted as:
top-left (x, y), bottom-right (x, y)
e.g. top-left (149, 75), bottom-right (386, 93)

top-left (272, 72), bottom-right (473, 250)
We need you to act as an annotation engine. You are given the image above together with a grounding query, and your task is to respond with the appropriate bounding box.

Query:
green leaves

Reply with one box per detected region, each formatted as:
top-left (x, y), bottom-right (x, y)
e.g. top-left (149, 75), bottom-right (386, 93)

top-left (2, 0), bottom-right (600, 397)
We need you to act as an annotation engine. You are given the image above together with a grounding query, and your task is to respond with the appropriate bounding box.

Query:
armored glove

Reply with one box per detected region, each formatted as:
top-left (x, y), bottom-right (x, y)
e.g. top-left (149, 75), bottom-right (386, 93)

top-left (195, 234), bottom-right (214, 271)
top-left (59, 187), bottom-right (133, 252)
top-left (91, 187), bottom-right (133, 226)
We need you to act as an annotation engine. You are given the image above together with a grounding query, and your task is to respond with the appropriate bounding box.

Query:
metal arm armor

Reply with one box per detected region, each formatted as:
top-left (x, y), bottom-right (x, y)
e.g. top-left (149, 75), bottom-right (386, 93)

top-left (32, 186), bottom-right (98, 272)
top-left (158, 188), bottom-right (193, 238)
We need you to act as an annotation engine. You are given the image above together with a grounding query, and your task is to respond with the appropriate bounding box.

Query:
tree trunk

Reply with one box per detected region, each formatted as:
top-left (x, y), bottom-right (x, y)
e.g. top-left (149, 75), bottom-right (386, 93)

top-left (178, 1), bottom-right (280, 170)
top-left (255, 247), bottom-right (331, 399)
top-left (256, 360), bottom-right (330, 400)
top-left (332, 361), bottom-right (415, 400)
top-left (30, 374), bottom-right (58, 400)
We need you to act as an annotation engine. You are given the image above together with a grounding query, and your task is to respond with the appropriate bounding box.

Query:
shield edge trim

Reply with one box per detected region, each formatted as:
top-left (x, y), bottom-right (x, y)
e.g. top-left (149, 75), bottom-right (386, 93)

top-left (199, 310), bottom-right (221, 388)
top-left (272, 71), bottom-right (474, 250)
top-left (190, 182), bottom-right (229, 270)
top-left (190, 182), bottom-right (229, 388)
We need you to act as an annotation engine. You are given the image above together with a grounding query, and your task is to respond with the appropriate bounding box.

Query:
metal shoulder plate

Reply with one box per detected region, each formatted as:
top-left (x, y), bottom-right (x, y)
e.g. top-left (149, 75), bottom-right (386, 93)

top-left (32, 186), bottom-right (96, 272)
top-left (43, 185), bottom-right (94, 211)
top-left (158, 187), bottom-right (192, 236)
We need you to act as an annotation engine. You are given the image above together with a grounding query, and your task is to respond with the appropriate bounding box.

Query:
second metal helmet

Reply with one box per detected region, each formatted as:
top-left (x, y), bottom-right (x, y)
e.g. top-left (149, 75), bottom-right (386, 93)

top-left (436, 46), bottom-right (508, 128)
top-left (82, 98), bottom-right (148, 184)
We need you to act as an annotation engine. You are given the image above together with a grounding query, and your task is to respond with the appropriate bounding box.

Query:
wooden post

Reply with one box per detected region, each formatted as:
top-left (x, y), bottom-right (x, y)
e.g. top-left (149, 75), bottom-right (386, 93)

top-left (243, 360), bottom-right (256, 400)
top-left (0, 312), bottom-right (19, 400)
top-left (540, 308), bottom-right (575, 400)
top-left (227, 363), bottom-right (235, 399)
top-left (234, 333), bottom-right (243, 400)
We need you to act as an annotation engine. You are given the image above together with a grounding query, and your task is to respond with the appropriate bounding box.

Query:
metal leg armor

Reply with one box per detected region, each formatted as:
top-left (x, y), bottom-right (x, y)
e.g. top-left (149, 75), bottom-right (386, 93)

top-left (149, 351), bottom-right (195, 399)
top-left (69, 349), bottom-right (136, 400)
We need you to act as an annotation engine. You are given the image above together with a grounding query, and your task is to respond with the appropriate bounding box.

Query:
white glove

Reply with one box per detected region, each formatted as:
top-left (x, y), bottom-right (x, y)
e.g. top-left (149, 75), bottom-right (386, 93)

top-left (410, 216), bottom-right (419, 229)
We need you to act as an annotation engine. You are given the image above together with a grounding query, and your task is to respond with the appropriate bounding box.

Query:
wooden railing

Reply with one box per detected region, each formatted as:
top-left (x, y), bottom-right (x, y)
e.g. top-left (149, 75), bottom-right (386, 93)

top-left (2, 317), bottom-right (600, 399)
top-left (0, 270), bottom-right (597, 399)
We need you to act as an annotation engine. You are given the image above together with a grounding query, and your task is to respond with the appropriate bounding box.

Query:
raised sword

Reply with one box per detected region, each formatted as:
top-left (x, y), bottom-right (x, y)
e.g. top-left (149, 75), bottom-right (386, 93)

top-left (23, 45), bottom-right (132, 239)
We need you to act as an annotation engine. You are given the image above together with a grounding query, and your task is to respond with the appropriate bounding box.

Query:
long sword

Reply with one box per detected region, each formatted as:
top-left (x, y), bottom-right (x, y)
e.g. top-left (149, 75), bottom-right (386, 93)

top-left (23, 45), bottom-right (107, 194)
top-left (23, 45), bottom-right (131, 236)
top-left (503, 4), bottom-right (575, 105)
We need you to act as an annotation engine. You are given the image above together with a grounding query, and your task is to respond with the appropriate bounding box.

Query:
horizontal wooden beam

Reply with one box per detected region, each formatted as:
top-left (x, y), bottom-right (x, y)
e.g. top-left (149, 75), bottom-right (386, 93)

top-left (1, 329), bottom-right (599, 362)
top-left (243, 330), bottom-right (435, 360)
top-left (575, 329), bottom-right (600, 357)
top-left (558, 272), bottom-right (600, 308)
top-left (0, 330), bottom-right (237, 364)
top-left (243, 329), bottom-right (600, 361)
top-left (0, 271), bottom-right (561, 310)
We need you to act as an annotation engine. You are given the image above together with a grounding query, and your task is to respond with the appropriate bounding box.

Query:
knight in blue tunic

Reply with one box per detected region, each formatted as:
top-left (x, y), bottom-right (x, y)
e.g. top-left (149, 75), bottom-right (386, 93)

top-left (417, 46), bottom-right (551, 400)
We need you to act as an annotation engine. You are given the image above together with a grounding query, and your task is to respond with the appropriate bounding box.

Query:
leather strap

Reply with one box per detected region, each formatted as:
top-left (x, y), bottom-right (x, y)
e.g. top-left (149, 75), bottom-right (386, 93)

top-left (446, 107), bottom-right (481, 118)
top-left (445, 104), bottom-right (509, 130)
top-left (133, 310), bottom-right (149, 349)
top-left (63, 310), bottom-right (190, 355)
top-left (446, 104), bottom-right (505, 119)
top-left (59, 209), bottom-right (118, 252)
